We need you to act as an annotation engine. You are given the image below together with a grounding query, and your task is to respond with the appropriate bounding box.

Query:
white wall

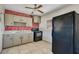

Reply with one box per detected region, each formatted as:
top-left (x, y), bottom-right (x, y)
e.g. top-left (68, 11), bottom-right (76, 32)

top-left (40, 4), bottom-right (79, 43)
top-left (0, 5), bottom-right (4, 53)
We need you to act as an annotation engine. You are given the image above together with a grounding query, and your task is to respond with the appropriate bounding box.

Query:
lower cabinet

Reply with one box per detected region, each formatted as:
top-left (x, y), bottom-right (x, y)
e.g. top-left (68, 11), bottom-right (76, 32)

top-left (3, 33), bottom-right (33, 48)
top-left (21, 33), bottom-right (33, 44)
top-left (13, 34), bottom-right (21, 46)
top-left (3, 34), bottom-right (14, 48)
top-left (28, 33), bottom-right (33, 42)
top-left (21, 34), bottom-right (28, 44)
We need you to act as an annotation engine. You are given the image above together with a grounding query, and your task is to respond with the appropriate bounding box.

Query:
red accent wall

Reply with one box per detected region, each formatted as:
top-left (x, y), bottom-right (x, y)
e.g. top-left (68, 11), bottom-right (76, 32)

top-left (5, 23), bottom-right (39, 30)
top-left (5, 9), bottom-right (39, 30)
top-left (32, 23), bottom-right (39, 28)
top-left (5, 26), bottom-right (32, 30)
top-left (5, 9), bottom-right (33, 18)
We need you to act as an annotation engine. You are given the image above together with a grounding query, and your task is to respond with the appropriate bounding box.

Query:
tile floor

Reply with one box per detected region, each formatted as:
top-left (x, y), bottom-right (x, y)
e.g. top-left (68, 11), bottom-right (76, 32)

top-left (2, 41), bottom-right (52, 54)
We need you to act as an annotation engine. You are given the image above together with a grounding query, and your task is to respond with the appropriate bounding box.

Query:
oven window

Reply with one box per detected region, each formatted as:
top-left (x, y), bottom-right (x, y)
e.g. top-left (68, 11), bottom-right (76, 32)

top-left (36, 33), bottom-right (41, 37)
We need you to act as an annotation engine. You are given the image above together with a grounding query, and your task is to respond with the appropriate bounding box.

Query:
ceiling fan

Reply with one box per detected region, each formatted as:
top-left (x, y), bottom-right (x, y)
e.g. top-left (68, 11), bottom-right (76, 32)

top-left (25, 4), bottom-right (44, 14)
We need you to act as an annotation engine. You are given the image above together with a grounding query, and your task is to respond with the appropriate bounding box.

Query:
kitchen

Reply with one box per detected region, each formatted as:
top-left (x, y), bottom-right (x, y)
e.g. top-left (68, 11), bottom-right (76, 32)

top-left (0, 4), bottom-right (52, 54)
top-left (1, 4), bottom-right (79, 54)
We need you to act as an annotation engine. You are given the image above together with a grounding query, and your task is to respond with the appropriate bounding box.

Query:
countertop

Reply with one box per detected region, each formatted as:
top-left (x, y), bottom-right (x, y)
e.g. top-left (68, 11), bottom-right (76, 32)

top-left (3, 30), bottom-right (33, 34)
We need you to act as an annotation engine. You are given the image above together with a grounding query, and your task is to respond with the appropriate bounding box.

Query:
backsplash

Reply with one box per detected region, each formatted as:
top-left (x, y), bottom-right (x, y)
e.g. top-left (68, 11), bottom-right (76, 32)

top-left (5, 23), bottom-right (39, 30)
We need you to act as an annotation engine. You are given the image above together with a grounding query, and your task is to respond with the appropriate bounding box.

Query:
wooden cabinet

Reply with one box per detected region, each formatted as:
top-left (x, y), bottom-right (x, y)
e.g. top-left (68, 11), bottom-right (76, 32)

top-left (21, 33), bottom-right (33, 44)
top-left (14, 15), bottom-right (27, 23)
top-left (33, 16), bottom-right (41, 23)
top-left (21, 34), bottom-right (28, 44)
top-left (13, 34), bottom-right (21, 46)
top-left (28, 33), bottom-right (33, 42)
top-left (3, 34), bottom-right (14, 48)
top-left (5, 14), bottom-right (14, 26)
top-left (27, 18), bottom-right (32, 26)
top-left (5, 14), bottom-right (32, 26)
top-left (14, 15), bottom-right (20, 22)
top-left (3, 32), bottom-right (33, 48)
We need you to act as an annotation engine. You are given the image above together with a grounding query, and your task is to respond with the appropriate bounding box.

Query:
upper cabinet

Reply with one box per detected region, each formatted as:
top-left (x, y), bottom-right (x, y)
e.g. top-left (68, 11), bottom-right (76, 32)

top-left (27, 18), bottom-right (32, 26)
top-left (33, 16), bottom-right (41, 23)
top-left (5, 14), bottom-right (14, 26)
top-left (14, 15), bottom-right (28, 23)
top-left (5, 14), bottom-right (32, 26)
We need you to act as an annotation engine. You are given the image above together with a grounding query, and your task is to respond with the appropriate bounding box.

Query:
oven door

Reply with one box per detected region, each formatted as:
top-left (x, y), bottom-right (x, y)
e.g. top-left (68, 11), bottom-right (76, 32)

top-left (34, 31), bottom-right (42, 42)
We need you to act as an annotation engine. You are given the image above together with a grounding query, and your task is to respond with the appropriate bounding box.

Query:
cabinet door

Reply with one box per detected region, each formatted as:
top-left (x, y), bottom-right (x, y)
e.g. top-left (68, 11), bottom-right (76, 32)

top-left (33, 16), bottom-right (41, 23)
top-left (21, 33), bottom-right (33, 44)
top-left (27, 18), bottom-right (32, 26)
top-left (21, 34), bottom-right (29, 44)
top-left (5, 14), bottom-right (14, 26)
top-left (14, 15), bottom-right (20, 22)
top-left (28, 33), bottom-right (33, 42)
top-left (3, 34), bottom-right (13, 48)
top-left (13, 34), bottom-right (21, 46)
top-left (21, 16), bottom-right (27, 22)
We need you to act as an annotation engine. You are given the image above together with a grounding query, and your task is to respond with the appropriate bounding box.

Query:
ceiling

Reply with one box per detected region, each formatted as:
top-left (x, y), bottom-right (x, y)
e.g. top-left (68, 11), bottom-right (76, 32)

top-left (3, 4), bottom-right (69, 16)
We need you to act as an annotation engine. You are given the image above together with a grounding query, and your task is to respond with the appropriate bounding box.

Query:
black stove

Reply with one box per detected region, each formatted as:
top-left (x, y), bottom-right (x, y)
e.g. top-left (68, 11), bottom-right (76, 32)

top-left (32, 28), bottom-right (42, 42)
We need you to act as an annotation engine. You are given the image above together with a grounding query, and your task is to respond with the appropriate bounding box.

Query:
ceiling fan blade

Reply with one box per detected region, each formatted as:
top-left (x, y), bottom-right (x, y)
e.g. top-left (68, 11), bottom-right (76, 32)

top-left (36, 5), bottom-right (42, 9)
top-left (25, 7), bottom-right (34, 9)
top-left (38, 10), bottom-right (44, 13)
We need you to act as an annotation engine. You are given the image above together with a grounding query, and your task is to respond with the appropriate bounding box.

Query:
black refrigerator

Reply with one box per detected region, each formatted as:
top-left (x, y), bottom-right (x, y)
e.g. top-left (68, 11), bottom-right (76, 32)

top-left (52, 11), bottom-right (79, 54)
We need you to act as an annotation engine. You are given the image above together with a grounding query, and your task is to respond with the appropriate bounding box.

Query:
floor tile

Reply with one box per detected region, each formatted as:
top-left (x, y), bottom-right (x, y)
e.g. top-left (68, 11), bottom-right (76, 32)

top-left (2, 41), bottom-right (52, 54)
